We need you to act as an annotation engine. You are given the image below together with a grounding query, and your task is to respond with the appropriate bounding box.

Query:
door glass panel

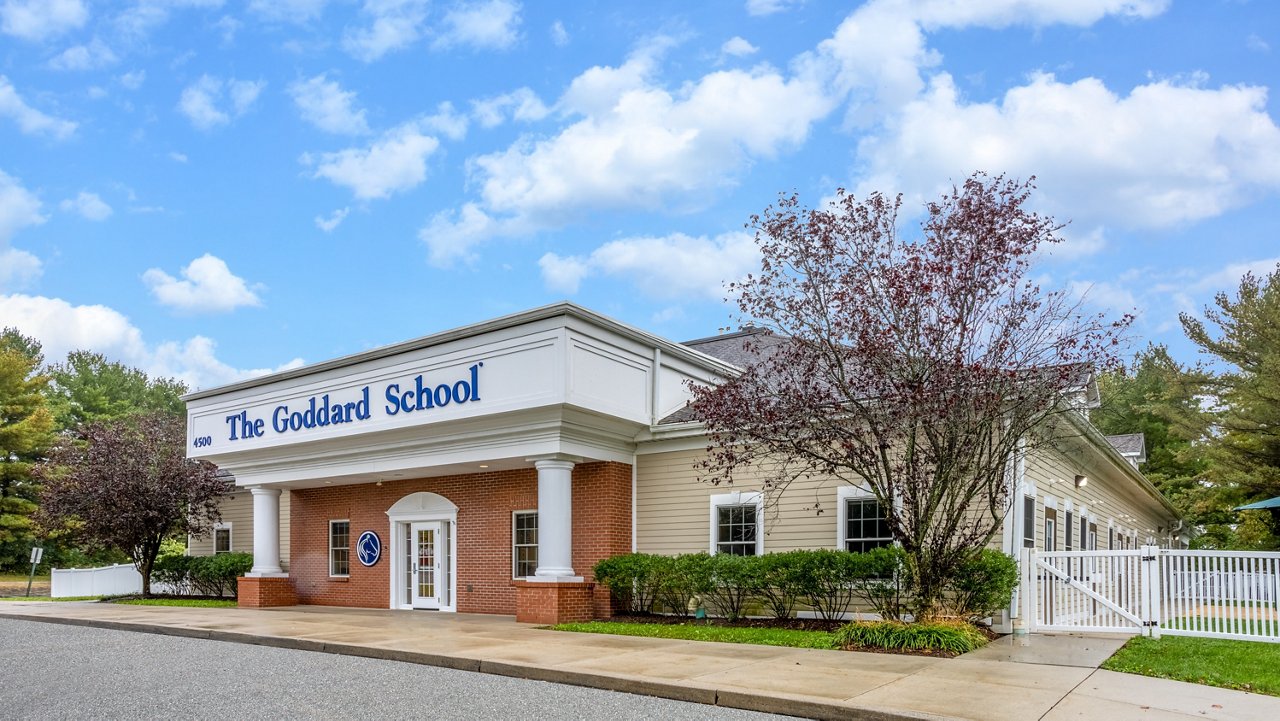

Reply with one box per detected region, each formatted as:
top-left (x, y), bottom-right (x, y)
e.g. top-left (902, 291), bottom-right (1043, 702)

top-left (417, 528), bottom-right (435, 598)
top-left (404, 523), bottom-right (413, 605)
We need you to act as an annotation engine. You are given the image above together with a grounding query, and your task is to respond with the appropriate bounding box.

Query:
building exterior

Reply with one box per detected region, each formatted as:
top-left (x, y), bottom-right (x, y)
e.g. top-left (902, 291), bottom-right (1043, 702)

top-left (185, 303), bottom-right (1184, 624)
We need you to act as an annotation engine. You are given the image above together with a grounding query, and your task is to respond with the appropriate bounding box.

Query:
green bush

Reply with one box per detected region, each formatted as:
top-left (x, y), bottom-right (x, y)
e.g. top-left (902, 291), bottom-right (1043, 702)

top-left (834, 620), bottom-right (988, 655)
top-left (704, 553), bottom-right (761, 621)
top-left (152, 553), bottom-right (193, 595)
top-left (656, 553), bottom-right (713, 618)
top-left (593, 553), bottom-right (662, 613)
top-left (850, 545), bottom-right (911, 621)
top-left (189, 553), bottom-right (253, 597)
top-left (950, 549), bottom-right (1018, 621)
top-left (756, 551), bottom-right (808, 619)
top-left (793, 549), bottom-right (861, 621)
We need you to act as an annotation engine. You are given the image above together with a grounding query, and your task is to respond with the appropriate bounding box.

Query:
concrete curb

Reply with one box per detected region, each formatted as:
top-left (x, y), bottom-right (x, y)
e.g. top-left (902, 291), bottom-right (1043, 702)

top-left (2, 609), bottom-right (952, 721)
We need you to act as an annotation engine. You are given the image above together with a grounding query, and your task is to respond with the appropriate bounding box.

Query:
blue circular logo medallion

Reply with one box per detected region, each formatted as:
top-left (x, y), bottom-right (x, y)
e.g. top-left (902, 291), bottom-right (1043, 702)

top-left (357, 530), bottom-right (381, 567)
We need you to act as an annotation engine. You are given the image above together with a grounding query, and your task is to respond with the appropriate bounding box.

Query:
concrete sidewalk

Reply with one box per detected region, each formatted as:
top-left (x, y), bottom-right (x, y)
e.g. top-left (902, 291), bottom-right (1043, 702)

top-left (2, 602), bottom-right (1276, 721)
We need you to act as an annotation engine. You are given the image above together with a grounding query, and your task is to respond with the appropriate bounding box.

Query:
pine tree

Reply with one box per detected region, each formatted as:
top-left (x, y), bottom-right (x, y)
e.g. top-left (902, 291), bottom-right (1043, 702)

top-left (0, 329), bottom-right (55, 571)
top-left (1181, 263), bottom-right (1280, 549)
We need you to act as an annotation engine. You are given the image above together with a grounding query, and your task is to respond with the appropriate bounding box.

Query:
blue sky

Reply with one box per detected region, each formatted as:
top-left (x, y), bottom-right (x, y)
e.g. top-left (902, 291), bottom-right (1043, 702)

top-left (1, 0), bottom-right (1278, 390)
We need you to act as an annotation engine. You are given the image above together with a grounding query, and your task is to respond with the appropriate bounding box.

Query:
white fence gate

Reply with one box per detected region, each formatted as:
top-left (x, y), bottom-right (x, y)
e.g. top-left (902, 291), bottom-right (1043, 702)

top-left (1022, 547), bottom-right (1280, 643)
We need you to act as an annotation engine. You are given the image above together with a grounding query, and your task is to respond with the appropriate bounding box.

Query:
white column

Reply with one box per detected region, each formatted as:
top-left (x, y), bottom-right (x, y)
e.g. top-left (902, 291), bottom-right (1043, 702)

top-left (533, 459), bottom-right (578, 580)
top-left (248, 487), bottom-right (285, 576)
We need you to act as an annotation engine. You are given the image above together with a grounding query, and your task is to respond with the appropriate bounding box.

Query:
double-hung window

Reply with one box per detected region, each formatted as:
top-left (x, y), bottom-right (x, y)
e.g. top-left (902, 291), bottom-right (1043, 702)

top-left (838, 486), bottom-right (894, 553)
top-left (213, 523), bottom-right (231, 554)
top-left (710, 492), bottom-right (762, 556)
top-left (513, 511), bottom-right (538, 578)
top-left (329, 520), bottom-right (350, 577)
top-left (1022, 495), bottom-right (1036, 548)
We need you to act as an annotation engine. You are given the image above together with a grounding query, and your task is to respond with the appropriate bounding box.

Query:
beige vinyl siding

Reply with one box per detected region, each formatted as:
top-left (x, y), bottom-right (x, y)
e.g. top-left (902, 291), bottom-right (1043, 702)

top-left (1022, 441), bottom-right (1174, 551)
top-left (637, 448), bottom-right (845, 554)
top-left (188, 490), bottom-right (291, 569)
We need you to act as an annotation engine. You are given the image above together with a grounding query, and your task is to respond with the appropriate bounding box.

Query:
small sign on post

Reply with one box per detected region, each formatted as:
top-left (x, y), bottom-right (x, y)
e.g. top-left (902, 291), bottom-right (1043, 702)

top-left (26, 546), bottom-right (43, 597)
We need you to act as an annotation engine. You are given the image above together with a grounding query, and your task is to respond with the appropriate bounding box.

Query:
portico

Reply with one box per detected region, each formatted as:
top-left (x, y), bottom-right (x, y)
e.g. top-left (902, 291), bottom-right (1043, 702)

top-left (183, 303), bottom-right (736, 621)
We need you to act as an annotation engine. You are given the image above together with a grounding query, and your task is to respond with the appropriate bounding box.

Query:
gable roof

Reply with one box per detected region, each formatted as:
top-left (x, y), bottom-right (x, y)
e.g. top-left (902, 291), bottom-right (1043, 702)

top-left (1106, 433), bottom-right (1147, 461)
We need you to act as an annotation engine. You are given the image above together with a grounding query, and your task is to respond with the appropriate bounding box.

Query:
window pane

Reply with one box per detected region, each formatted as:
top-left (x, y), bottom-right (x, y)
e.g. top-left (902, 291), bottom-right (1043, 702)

top-left (844, 498), bottom-right (892, 553)
top-left (715, 503), bottom-right (757, 556)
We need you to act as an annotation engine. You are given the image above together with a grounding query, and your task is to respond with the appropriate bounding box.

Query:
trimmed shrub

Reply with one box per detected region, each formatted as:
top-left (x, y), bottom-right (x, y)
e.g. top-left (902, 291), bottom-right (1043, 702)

top-left (794, 549), bottom-right (861, 621)
top-left (756, 551), bottom-right (808, 619)
top-left (152, 553), bottom-right (194, 595)
top-left (949, 549), bottom-right (1018, 621)
top-left (656, 553), bottom-right (713, 618)
top-left (593, 553), bottom-right (662, 614)
top-left (189, 552), bottom-right (253, 597)
top-left (704, 553), bottom-right (761, 622)
top-left (834, 620), bottom-right (988, 656)
top-left (850, 545), bottom-right (911, 622)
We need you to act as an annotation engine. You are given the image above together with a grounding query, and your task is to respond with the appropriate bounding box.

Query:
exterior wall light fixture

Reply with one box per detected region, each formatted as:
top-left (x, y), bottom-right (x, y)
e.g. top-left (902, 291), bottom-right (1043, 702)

top-left (1074, 474), bottom-right (1088, 488)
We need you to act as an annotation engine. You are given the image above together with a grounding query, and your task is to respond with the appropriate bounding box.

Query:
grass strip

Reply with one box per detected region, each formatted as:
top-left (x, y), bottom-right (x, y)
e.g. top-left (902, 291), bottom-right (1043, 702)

top-left (1102, 635), bottom-right (1280, 697)
top-left (551, 621), bottom-right (838, 649)
top-left (113, 598), bottom-right (238, 608)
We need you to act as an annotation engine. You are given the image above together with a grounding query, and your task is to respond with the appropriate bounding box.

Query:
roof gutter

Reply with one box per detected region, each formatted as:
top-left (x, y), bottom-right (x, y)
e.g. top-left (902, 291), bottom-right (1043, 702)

top-left (1062, 409), bottom-right (1182, 520)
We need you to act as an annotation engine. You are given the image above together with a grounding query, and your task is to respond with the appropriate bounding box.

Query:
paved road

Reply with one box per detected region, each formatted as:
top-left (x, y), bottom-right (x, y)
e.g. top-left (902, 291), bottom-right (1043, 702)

top-left (0, 618), bottom-right (793, 720)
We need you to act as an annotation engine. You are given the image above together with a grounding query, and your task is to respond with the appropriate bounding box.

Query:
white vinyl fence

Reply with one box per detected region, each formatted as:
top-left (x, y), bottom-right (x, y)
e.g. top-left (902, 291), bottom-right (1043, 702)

top-left (51, 564), bottom-right (178, 598)
top-left (1023, 547), bottom-right (1280, 643)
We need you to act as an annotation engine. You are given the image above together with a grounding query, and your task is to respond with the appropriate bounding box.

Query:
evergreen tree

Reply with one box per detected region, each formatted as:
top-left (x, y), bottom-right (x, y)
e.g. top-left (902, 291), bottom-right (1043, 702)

top-left (1180, 263), bottom-right (1280, 549)
top-left (47, 351), bottom-right (187, 428)
top-left (0, 328), bottom-right (55, 571)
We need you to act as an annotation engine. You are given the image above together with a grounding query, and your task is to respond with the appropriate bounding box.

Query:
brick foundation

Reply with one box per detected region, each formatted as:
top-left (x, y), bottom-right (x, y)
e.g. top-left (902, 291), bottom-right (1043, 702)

top-left (288, 461), bottom-right (631, 616)
top-left (237, 576), bottom-right (297, 607)
top-left (512, 580), bottom-right (597, 624)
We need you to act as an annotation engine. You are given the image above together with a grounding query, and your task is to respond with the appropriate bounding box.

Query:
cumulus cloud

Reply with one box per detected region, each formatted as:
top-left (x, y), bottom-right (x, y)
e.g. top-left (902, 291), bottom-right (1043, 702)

top-left (59, 191), bottom-right (113, 221)
top-left (746, 0), bottom-right (803, 17)
top-left (720, 36), bottom-right (758, 58)
top-left (304, 121), bottom-right (441, 199)
top-left (343, 0), bottom-right (429, 62)
top-left (1, 0), bottom-right (87, 41)
top-left (854, 73), bottom-right (1280, 232)
top-left (434, 0), bottom-right (521, 51)
top-left (142, 254), bottom-right (263, 313)
top-left (177, 75), bottom-right (266, 130)
top-left (0, 247), bottom-right (41, 290)
top-left (315, 206), bottom-right (349, 232)
top-left (248, 0), bottom-right (329, 23)
top-left (538, 231), bottom-right (759, 298)
top-left (470, 87), bottom-right (548, 128)
top-left (0, 293), bottom-right (303, 390)
top-left (0, 75), bottom-right (77, 139)
top-left (289, 73), bottom-right (369, 135)
top-left (0, 169), bottom-right (46, 290)
top-left (118, 69), bottom-right (145, 90)
top-left (549, 19), bottom-right (567, 47)
top-left (48, 38), bottom-right (117, 71)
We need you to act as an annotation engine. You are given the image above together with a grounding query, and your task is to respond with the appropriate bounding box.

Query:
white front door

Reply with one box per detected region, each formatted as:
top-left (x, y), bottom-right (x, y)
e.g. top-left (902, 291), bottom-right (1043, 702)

top-left (410, 521), bottom-right (445, 609)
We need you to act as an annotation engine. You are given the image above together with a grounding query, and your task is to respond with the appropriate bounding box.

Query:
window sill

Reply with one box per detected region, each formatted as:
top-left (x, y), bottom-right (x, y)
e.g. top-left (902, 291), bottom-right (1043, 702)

top-left (328, 575), bottom-right (350, 582)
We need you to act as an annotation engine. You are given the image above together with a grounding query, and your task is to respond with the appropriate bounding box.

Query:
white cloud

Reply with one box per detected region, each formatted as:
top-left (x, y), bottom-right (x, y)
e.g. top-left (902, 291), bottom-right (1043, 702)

top-left (720, 36), bottom-right (758, 58)
top-left (1, 0), bottom-right (87, 41)
top-left (248, 0), bottom-right (328, 23)
top-left (59, 191), bottom-right (113, 221)
top-left (854, 73), bottom-right (1280, 230)
top-left (0, 75), bottom-right (77, 139)
top-left (746, 0), bottom-right (803, 17)
top-left (0, 293), bottom-right (303, 390)
top-left (118, 69), bottom-right (146, 89)
top-left (168, 151), bottom-right (187, 163)
top-left (48, 38), bottom-right (117, 70)
top-left (537, 231), bottom-right (759, 299)
top-left (419, 101), bottom-right (468, 140)
top-left (1247, 33), bottom-right (1270, 54)
top-left (315, 206), bottom-right (349, 232)
top-left (0, 247), bottom-right (41, 290)
top-left (142, 253), bottom-right (262, 313)
top-left (305, 121), bottom-right (440, 199)
top-left (289, 73), bottom-right (369, 135)
top-left (418, 202), bottom-right (526, 267)
top-left (470, 87), bottom-right (548, 128)
top-left (113, 0), bottom-right (224, 41)
top-left (343, 0), bottom-right (429, 62)
top-left (549, 19), bottom-right (567, 47)
top-left (177, 75), bottom-right (265, 130)
top-left (1190, 257), bottom-right (1280, 293)
top-left (434, 0), bottom-right (521, 51)
top-left (0, 168), bottom-right (45, 242)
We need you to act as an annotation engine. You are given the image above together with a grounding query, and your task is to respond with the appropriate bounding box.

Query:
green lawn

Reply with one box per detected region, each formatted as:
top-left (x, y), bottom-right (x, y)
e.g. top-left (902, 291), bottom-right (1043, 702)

top-left (0, 573), bottom-right (50, 583)
top-left (551, 621), bottom-right (838, 650)
top-left (113, 598), bottom-right (238, 608)
top-left (1103, 635), bottom-right (1280, 697)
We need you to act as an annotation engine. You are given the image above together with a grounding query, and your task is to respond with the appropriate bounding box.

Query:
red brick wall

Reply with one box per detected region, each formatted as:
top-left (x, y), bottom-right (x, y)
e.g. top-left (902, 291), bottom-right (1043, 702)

top-left (238, 576), bottom-right (297, 607)
top-left (288, 461), bottom-right (632, 615)
top-left (513, 580), bottom-right (596, 624)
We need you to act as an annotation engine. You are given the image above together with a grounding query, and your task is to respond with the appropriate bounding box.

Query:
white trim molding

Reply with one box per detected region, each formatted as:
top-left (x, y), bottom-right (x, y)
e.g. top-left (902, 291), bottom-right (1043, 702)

top-left (385, 492), bottom-right (460, 612)
top-left (709, 491), bottom-right (763, 556)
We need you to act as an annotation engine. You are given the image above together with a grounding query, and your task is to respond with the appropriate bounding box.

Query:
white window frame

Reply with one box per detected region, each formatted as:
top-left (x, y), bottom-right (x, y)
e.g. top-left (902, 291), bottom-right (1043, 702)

top-left (512, 509), bottom-right (538, 579)
top-left (213, 522), bottom-right (232, 554)
top-left (836, 485), bottom-right (894, 553)
top-left (709, 491), bottom-right (763, 556)
top-left (329, 519), bottom-right (350, 578)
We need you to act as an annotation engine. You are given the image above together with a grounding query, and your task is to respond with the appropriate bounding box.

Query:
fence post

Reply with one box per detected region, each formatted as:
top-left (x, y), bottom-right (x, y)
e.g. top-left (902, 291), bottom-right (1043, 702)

top-left (1140, 545), bottom-right (1161, 639)
top-left (1021, 547), bottom-right (1036, 633)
